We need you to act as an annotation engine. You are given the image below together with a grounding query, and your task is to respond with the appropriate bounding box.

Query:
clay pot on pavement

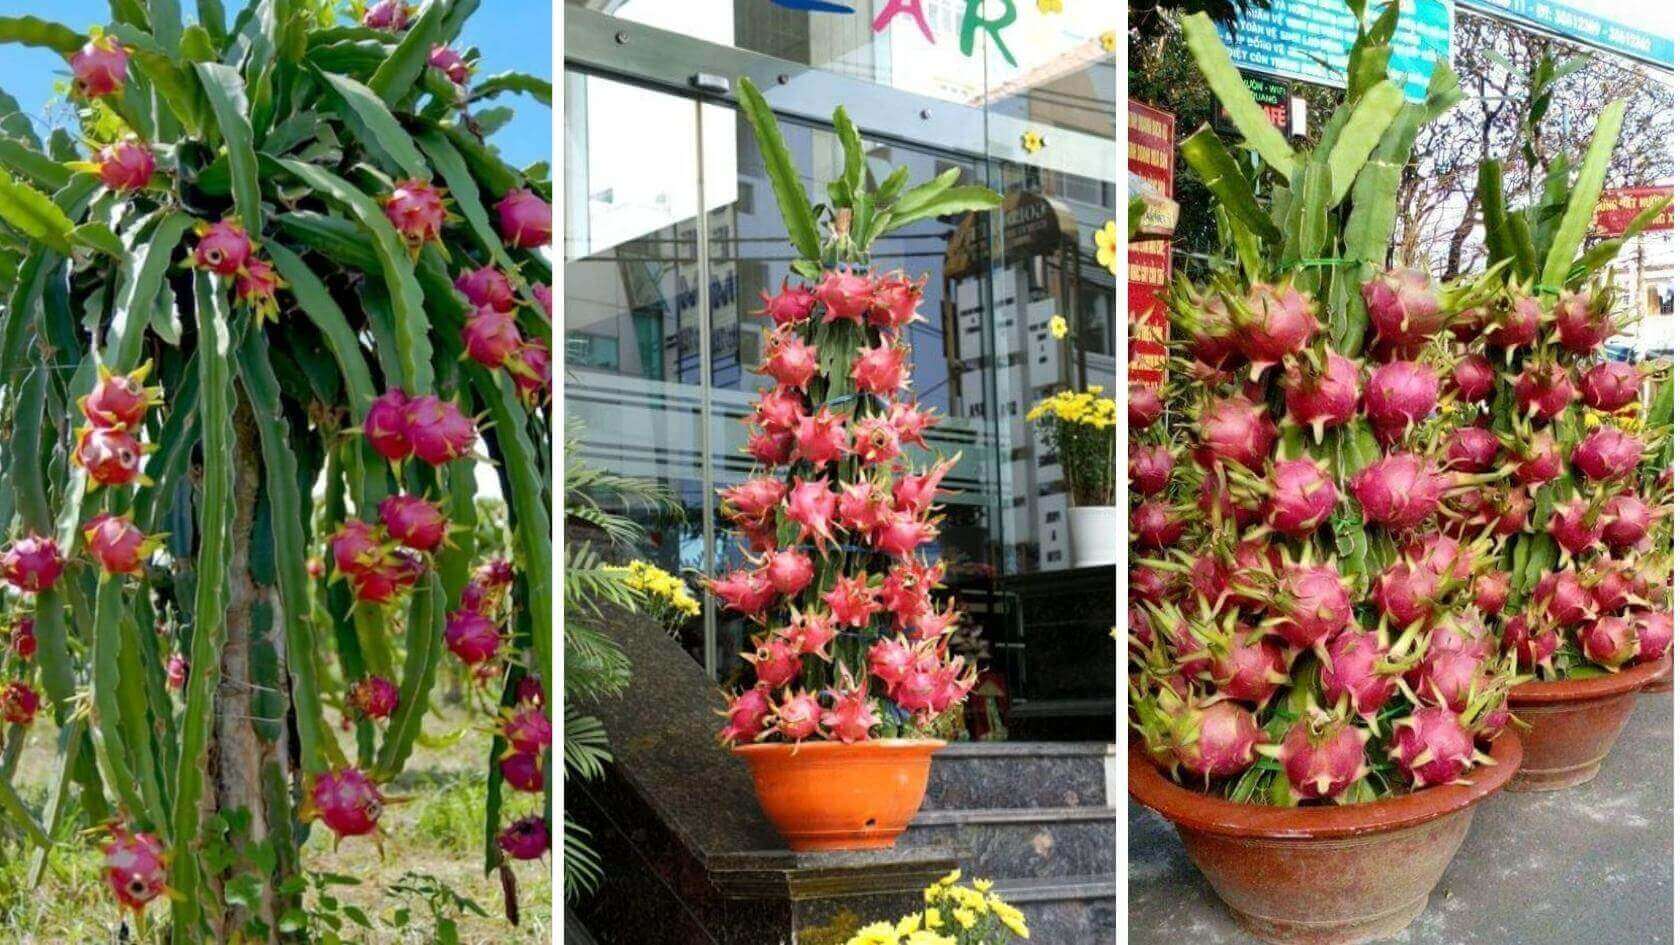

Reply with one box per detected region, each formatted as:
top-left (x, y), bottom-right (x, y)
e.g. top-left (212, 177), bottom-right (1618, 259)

top-left (1128, 732), bottom-right (1522, 945)
top-left (1506, 656), bottom-right (1669, 790)
top-left (732, 739), bottom-right (944, 851)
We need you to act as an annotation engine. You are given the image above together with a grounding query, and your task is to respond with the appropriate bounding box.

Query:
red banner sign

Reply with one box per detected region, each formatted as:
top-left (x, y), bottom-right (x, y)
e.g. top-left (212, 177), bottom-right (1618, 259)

top-left (1128, 99), bottom-right (1174, 389)
top-left (1593, 186), bottom-right (1673, 238)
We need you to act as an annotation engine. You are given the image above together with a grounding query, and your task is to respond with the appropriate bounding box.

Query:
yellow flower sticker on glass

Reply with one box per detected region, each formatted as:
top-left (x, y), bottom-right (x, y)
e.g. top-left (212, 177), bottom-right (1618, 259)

top-left (1021, 129), bottom-right (1046, 153)
top-left (1095, 220), bottom-right (1118, 275)
top-left (1038, 0), bottom-right (1064, 13)
top-left (1049, 314), bottom-right (1068, 340)
top-left (1100, 30), bottom-right (1116, 53)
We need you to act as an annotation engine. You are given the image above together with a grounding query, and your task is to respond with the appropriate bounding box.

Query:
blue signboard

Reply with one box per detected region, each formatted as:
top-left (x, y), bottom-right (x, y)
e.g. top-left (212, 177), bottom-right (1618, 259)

top-left (1225, 0), bottom-right (1454, 101)
top-left (1458, 0), bottom-right (1674, 70)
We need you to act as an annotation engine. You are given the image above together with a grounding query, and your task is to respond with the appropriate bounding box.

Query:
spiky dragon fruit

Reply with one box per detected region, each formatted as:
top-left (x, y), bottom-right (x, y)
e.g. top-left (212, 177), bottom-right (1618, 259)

top-left (1389, 706), bottom-right (1480, 787)
top-left (95, 139), bottom-right (155, 192)
top-left (1573, 427), bottom-right (1644, 481)
top-left (0, 681), bottom-right (40, 726)
top-left (1196, 395), bottom-right (1277, 471)
top-left (444, 609), bottom-right (501, 664)
top-left (1232, 282), bottom-right (1319, 373)
top-left (1363, 360), bottom-right (1440, 432)
top-left (1349, 452), bottom-right (1446, 530)
top-left (1282, 350), bottom-right (1361, 438)
top-left (385, 179), bottom-right (448, 248)
top-left (308, 768), bottom-right (384, 840)
top-left (1318, 629), bottom-right (1398, 718)
top-left (83, 513), bottom-right (160, 576)
top-left (1580, 360), bottom-right (1642, 412)
top-left (380, 493), bottom-right (450, 553)
top-left (192, 220), bottom-right (253, 275)
top-left (496, 189), bottom-right (552, 249)
top-left (1271, 562), bottom-right (1351, 648)
top-left (102, 828), bottom-right (167, 910)
top-left (1581, 615), bottom-right (1638, 668)
top-left (70, 35), bottom-right (128, 97)
top-left (500, 751), bottom-right (545, 792)
top-left (497, 816), bottom-right (551, 861)
top-left (1272, 718), bottom-right (1369, 801)
top-left (1450, 353), bottom-right (1497, 403)
top-left (9, 619), bottom-right (36, 661)
top-left (1264, 458), bottom-right (1339, 536)
top-left (1172, 700), bottom-right (1264, 780)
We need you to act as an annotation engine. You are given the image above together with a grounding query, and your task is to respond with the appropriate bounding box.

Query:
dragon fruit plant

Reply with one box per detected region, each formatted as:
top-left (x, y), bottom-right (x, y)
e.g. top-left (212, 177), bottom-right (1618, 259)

top-left (1128, 8), bottom-right (1668, 805)
top-left (0, 4), bottom-right (551, 939)
top-left (710, 79), bottom-right (1002, 747)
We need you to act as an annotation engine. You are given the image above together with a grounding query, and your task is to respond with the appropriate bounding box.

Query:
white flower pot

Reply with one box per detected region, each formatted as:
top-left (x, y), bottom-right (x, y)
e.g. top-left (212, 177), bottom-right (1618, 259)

top-left (1068, 504), bottom-right (1118, 568)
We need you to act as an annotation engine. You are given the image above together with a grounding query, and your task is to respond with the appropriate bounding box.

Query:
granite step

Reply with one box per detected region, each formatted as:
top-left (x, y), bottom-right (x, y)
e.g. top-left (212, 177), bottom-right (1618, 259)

top-left (922, 741), bottom-right (1114, 811)
top-left (991, 874), bottom-right (1118, 945)
top-left (901, 806), bottom-right (1118, 881)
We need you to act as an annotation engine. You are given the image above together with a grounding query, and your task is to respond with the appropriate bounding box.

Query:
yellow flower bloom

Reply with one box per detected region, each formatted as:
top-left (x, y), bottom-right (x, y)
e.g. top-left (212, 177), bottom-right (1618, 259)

top-left (845, 922), bottom-right (900, 945)
top-left (1099, 30), bottom-right (1116, 53)
top-left (987, 896), bottom-right (1029, 937)
top-left (952, 907), bottom-right (978, 929)
top-left (1095, 220), bottom-right (1118, 275)
top-left (1048, 314), bottom-right (1068, 340)
top-left (922, 908), bottom-right (944, 929)
top-left (1038, 0), bottom-right (1063, 12)
top-left (896, 914), bottom-right (922, 936)
top-left (905, 932), bottom-right (957, 945)
top-left (973, 878), bottom-right (994, 894)
top-left (938, 868), bottom-right (961, 887)
top-left (1021, 129), bottom-right (1046, 153)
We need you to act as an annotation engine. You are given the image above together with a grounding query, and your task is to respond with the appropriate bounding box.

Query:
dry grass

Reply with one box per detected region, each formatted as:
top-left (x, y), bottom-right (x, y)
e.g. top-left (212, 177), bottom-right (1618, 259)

top-left (1, 700), bottom-right (550, 944)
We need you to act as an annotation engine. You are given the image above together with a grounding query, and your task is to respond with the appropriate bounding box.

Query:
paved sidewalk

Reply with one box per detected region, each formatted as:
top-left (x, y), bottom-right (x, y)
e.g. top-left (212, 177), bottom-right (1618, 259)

top-left (1128, 692), bottom-right (1674, 944)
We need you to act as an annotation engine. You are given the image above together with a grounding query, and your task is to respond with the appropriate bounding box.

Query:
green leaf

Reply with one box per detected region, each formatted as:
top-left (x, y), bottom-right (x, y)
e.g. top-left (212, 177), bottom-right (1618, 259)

top-left (470, 70), bottom-right (552, 105)
top-left (108, 212), bottom-right (193, 372)
top-left (274, 211), bottom-right (382, 271)
top-left (1182, 13), bottom-right (1296, 177)
top-left (883, 185), bottom-right (1001, 231)
top-left (1179, 127), bottom-right (1281, 245)
top-left (71, 222), bottom-right (125, 258)
top-left (735, 76), bottom-right (822, 264)
top-left (194, 62), bottom-right (263, 237)
top-left (1572, 195), bottom-right (1674, 281)
top-left (1326, 80), bottom-right (1402, 205)
top-left (0, 138), bottom-right (71, 190)
top-left (1541, 100), bottom-right (1625, 289)
top-left (414, 129), bottom-right (520, 273)
top-left (368, 0), bottom-right (443, 106)
top-left (319, 69), bottom-right (432, 180)
top-left (1345, 160), bottom-right (1402, 264)
top-left (0, 172), bottom-right (74, 254)
top-left (833, 105), bottom-right (863, 209)
top-left (0, 15), bottom-right (85, 54)
top-left (375, 574), bottom-right (444, 779)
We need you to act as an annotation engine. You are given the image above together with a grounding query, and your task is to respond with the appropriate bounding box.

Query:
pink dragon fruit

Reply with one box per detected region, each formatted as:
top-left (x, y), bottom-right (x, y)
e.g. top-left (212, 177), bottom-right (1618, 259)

top-left (404, 395), bottom-right (477, 465)
top-left (823, 574), bottom-right (881, 628)
top-left (1282, 351), bottom-right (1361, 437)
top-left (328, 519), bottom-right (384, 578)
top-left (1602, 493), bottom-right (1654, 550)
top-left (778, 608), bottom-right (838, 657)
top-left (379, 494), bottom-right (450, 553)
top-left (893, 457), bottom-right (956, 515)
top-left (1198, 474), bottom-right (1262, 528)
top-left (1272, 563), bottom-right (1352, 648)
top-left (760, 330), bottom-right (819, 389)
top-left (495, 189), bottom-right (552, 249)
top-left (1547, 499), bottom-right (1604, 555)
top-left (1513, 362), bottom-right (1577, 422)
top-left (1633, 610), bottom-right (1674, 663)
top-left (444, 609), bottom-right (501, 664)
top-left (712, 569), bottom-right (777, 618)
top-left (384, 179), bottom-right (448, 248)
top-left (1131, 566), bottom-right (1173, 605)
top-left (1449, 353), bottom-right (1497, 403)
top-left (1502, 612), bottom-right (1560, 669)
top-left (74, 425), bottom-right (145, 488)
top-left (165, 654), bottom-right (187, 690)
top-left (0, 681), bottom-right (40, 726)
top-left (1444, 426), bottom-right (1501, 472)
top-left (1349, 452), bottom-right (1445, 530)
top-left (868, 635), bottom-right (917, 688)
top-left (785, 477), bottom-right (838, 549)
top-left (851, 342), bottom-right (908, 395)
top-left (1573, 427), bottom-right (1644, 481)
top-left (70, 35), bottom-right (128, 97)
top-left (1128, 383), bottom-right (1164, 428)
top-left (1264, 458), bottom-right (1338, 536)
top-left (1372, 560), bottom-right (1441, 628)
top-left (717, 687), bottom-right (773, 744)
top-left (1196, 396), bottom-right (1277, 472)
top-left (870, 272), bottom-right (926, 332)
top-left (793, 406), bottom-right (848, 465)
top-left (461, 305), bottom-right (525, 370)
top-left (757, 279), bottom-right (817, 327)
top-left (95, 139), bottom-right (155, 192)
top-left (1538, 570), bottom-right (1596, 625)
top-left (836, 479), bottom-right (890, 534)
top-left (888, 401), bottom-right (938, 449)
top-left (870, 509), bottom-right (937, 559)
top-left (1362, 268), bottom-right (1444, 347)
top-left (1511, 429), bottom-right (1563, 486)
top-left (1129, 443), bottom-right (1174, 496)
top-left (102, 828), bottom-right (166, 911)
top-left (363, 389), bottom-right (413, 461)
top-left (1389, 705), bottom-right (1479, 786)
top-left (309, 768), bottom-right (384, 840)
top-left (851, 416), bottom-right (901, 466)
top-left (1273, 719), bottom-right (1369, 801)
top-left (1233, 283), bottom-right (1319, 373)
top-left (1589, 562), bottom-right (1637, 612)
top-left (1131, 500), bottom-right (1185, 549)
top-left (772, 689), bottom-right (824, 741)
top-left (1472, 571), bottom-right (1511, 615)
top-left (81, 362), bottom-right (160, 431)
top-left (502, 707), bottom-right (551, 755)
top-left (192, 220), bottom-right (253, 276)
top-left (1410, 643), bottom-right (1485, 712)
top-left (821, 676), bottom-right (880, 743)
top-left (348, 676), bottom-right (400, 721)
top-left (9, 619), bottom-right (36, 661)
top-left (512, 341), bottom-right (553, 405)
top-left (531, 283), bottom-right (553, 318)
top-left (1207, 629), bottom-right (1288, 704)
top-left (1363, 360), bottom-right (1440, 432)
top-left (453, 262), bottom-right (517, 309)
top-left (83, 513), bottom-right (159, 576)
top-left (1486, 291), bottom-right (1542, 349)
top-left (815, 268), bottom-right (874, 324)
top-left (500, 750), bottom-right (544, 792)
top-left (1173, 700), bottom-right (1263, 780)
top-left (362, 0), bottom-right (412, 29)
top-left (1554, 289), bottom-right (1614, 354)
top-left (1, 534), bottom-right (65, 592)
top-left (234, 257), bottom-right (283, 321)
top-left (1581, 615), bottom-right (1638, 668)
top-left (1580, 361), bottom-right (1642, 412)
top-left (762, 549), bottom-right (815, 596)
top-left (497, 816), bottom-right (551, 860)
top-left (427, 44), bottom-right (471, 84)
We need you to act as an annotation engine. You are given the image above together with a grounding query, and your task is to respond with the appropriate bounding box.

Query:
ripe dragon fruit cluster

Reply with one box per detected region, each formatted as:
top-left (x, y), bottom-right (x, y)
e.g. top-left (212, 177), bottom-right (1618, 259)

top-left (713, 268), bottom-right (976, 746)
top-left (1129, 268), bottom-right (1673, 803)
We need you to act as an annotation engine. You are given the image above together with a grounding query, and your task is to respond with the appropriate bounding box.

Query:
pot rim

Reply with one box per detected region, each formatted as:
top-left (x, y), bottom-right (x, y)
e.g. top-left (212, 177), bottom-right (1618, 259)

top-left (731, 738), bottom-right (947, 759)
top-left (1128, 730), bottom-right (1521, 840)
top-left (1509, 655), bottom-right (1670, 706)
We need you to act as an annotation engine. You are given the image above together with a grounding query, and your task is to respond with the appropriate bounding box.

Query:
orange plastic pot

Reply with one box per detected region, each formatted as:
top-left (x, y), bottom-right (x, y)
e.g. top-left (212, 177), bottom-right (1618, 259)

top-left (1507, 655), bottom-right (1669, 791)
top-left (732, 739), bottom-right (944, 852)
top-left (1130, 732), bottom-right (1521, 945)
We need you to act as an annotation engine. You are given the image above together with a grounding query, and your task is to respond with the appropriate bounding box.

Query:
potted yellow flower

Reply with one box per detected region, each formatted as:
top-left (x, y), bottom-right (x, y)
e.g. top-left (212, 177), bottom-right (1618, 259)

top-left (1027, 386), bottom-right (1118, 566)
top-left (843, 869), bottom-right (1031, 944)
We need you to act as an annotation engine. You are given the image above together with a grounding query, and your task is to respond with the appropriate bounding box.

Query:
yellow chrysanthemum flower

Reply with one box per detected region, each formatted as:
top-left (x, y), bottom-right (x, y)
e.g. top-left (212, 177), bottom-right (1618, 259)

top-left (1100, 30), bottom-right (1116, 53)
top-left (905, 932), bottom-right (957, 945)
top-left (988, 896), bottom-right (1029, 937)
top-left (1038, 0), bottom-right (1063, 12)
top-left (845, 921), bottom-right (900, 945)
top-left (952, 906), bottom-right (978, 929)
top-left (1095, 220), bottom-right (1118, 275)
top-left (938, 868), bottom-right (961, 887)
top-left (1049, 314), bottom-right (1068, 339)
top-left (896, 914), bottom-right (922, 936)
top-left (1022, 129), bottom-right (1046, 153)
top-left (922, 908), bottom-right (944, 929)
top-left (973, 878), bottom-right (994, 894)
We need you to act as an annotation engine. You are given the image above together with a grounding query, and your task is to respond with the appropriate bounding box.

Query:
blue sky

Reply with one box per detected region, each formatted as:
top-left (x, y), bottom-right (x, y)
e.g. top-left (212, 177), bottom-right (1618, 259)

top-left (0, 0), bottom-right (552, 167)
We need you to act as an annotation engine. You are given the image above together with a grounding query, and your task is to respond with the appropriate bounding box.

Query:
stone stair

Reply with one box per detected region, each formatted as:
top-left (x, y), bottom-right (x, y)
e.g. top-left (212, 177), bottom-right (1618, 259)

top-left (901, 742), bottom-right (1118, 943)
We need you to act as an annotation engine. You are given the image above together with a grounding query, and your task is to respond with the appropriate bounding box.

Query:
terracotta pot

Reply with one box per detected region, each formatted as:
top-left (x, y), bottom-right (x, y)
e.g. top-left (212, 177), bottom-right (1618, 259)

top-left (1507, 656), bottom-right (1669, 791)
top-left (1129, 732), bottom-right (1521, 945)
top-left (732, 739), bottom-right (944, 851)
top-left (1645, 659), bottom-right (1673, 693)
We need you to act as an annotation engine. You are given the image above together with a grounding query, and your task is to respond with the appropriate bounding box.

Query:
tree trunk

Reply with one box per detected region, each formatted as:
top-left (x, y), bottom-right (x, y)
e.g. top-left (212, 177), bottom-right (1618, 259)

top-left (203, 402), bottom-right (297, 944)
